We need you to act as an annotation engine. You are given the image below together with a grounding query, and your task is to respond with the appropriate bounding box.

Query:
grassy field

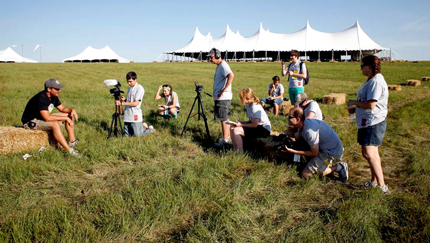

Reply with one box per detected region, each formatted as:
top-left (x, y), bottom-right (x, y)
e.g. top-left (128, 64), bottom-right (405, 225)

top-left (0, 61), bottom-right (429, 242)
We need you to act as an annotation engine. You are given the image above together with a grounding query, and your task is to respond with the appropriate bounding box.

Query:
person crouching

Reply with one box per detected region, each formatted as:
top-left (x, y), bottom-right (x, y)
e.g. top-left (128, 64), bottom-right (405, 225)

top-left (155, 84), bottom-right (180, 119)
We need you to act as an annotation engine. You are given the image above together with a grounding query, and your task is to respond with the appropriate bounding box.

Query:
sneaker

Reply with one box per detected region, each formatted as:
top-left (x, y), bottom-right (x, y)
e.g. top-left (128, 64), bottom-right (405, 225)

top-left (360, 180), bottom-right (378, 189)
top-left (68, 140), bottom-right (79, 148)
top-left (69, 148), bottom-right (82, 158)
top-left (338, 162), bottom-right (349, 182)
top-left (214, 137), bottom-right (231, 147)
top-left (380, 185), bottom-right (390, 194)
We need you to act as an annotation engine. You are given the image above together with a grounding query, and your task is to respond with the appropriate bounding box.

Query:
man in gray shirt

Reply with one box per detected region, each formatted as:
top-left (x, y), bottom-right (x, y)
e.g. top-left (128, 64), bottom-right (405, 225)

top-left (281, 107), bottom-right (349, 181)
top-left (207, 48), bottom-right (234, 146)
top-left (295, 93), bottom-right (323, 120)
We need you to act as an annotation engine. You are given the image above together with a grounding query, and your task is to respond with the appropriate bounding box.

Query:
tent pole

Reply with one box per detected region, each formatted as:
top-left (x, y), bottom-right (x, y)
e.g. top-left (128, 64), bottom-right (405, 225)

top-left (318, 50), bottom-right (320, 62)
top-left (331, 49), bottom-right (334, 61)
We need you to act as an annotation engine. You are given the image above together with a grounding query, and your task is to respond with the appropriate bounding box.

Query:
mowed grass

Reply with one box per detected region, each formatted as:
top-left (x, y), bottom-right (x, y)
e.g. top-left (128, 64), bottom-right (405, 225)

top-left (0, 61), bottom-right (429, 242)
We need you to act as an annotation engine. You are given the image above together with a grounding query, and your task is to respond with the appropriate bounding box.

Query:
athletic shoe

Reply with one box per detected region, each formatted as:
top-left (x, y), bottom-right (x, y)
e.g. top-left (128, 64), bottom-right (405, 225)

top-left (69, 148), bottom-right (82, 158)
top-left (360, 181), bottom-right (378, 189)
top-left (214, 137), bottom-right (231, 147)
top-left (380, 185), bottom-right (390, 194)
top-left (338, 162), bottom-right (349, 182)
top-left (68, 140), bottom-right (79, 148)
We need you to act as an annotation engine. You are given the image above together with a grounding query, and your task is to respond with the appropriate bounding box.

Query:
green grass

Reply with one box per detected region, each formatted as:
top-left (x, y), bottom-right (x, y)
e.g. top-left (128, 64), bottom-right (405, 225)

top-left (0, 61), bottom-right (429, 242)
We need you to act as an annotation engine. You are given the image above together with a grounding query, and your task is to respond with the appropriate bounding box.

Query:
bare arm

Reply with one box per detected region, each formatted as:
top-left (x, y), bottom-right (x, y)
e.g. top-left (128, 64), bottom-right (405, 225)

top-left (155, 86), bottom-right (162, 100)
top-left (281, 62), bottom-right (288, 76)
top-left (282, 144), bottom-right (319, 157)
top-left (236, 118), bottom-right (259, 128)
top-left (217, 72), bottom-right (234, 99)
top-left (40, 109), bottom-right (73, 126)
top-left (347, 99), bottom-right (377, 110)
top-left (56, 104), bottom-right (78, 122)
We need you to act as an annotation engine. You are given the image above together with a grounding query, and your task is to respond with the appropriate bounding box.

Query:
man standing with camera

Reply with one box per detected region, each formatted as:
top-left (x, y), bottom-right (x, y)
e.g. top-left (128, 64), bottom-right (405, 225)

top-left (116, 71), bottom-right (145, 136)
top-left (21, 78), bottom-right (81, 157)
top-left (207, 48), bottom-right (234, 147)
top-left (281, 50), bottom-right (307, 106)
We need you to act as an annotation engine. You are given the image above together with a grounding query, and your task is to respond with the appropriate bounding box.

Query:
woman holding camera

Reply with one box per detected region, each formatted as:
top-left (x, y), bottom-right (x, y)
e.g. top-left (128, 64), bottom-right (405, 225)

top-left (347, 55), bottom-right (389, 193)
top-left (230, 88), bottom-right (271, 152)
top-left (155, 84), bottom-right (180, 119)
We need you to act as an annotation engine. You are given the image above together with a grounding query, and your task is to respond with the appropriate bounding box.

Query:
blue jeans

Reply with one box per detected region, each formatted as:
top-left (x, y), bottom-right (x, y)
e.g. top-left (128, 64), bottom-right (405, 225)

top-left (261, 97), bottom-right (283, 105)
top-left (124, 122), bottom-right (144, 137)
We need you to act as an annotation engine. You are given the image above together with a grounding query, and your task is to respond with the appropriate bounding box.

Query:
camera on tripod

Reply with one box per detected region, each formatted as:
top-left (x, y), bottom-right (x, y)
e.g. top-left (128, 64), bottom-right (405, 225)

top-left (103, 79), bottom-right (124, 138)
top-left (104, 79), bottom-right (124, 100)
top-left (195, 82), bottom-right (203, 93)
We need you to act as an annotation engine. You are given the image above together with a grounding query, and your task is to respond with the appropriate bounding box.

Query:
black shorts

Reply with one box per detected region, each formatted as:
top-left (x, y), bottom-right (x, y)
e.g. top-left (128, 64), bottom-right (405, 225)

top-left (214, 100), bottom-right (231, 122)
top-left (243, 125), bottom-right (271, 140)
top-left (358, 120), bottom-right (387, 146)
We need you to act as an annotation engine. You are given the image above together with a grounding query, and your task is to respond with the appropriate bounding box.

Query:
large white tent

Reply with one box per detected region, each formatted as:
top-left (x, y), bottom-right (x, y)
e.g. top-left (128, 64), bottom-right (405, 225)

top-left (63, 46), bottom-right (130, 63)
top-left (165, 20), bottom-right (389, 61)
top-left (0, 47), bottom-right (37, 63)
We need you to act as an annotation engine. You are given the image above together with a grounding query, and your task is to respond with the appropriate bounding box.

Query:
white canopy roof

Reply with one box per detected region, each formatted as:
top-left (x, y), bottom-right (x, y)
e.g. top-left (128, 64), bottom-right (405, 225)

top-left (63, 46), bottom-right (130, 63)
top-left (0, 47), bottom-right (37, 63)
top-left (168, 20), bottom-right (387, 53)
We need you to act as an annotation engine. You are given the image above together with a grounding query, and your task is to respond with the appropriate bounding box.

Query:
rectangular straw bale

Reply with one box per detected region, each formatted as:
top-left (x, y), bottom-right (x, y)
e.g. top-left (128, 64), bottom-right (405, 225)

top-left (407, 80), bottom-right (421, 86)
top-left (0, 126), bottom-right (49, 155)
top-left (422, 77), bottom-right (430, 81)
top-left (279, 100), bottom-right (294, 115)
top-left (323, 93), bottom-right (346, 105)
top-left (388, 85), bottom-right (402, 91)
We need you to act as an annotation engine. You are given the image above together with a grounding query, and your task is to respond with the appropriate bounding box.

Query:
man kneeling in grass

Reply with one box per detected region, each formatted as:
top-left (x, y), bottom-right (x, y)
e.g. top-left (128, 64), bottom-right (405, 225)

top-left (21, 78), bottom-right (81, 157)
top-left (281, 107), bottom-right (348, 181)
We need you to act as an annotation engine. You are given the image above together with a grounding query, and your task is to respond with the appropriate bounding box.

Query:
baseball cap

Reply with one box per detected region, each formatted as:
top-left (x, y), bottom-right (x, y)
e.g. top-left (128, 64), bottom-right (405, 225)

top-left (44, 78), bottom-right (64, 89)
top-left (206, 48), bottom-right (220, 57)
top-left (295, 93), bottom-right (308, 106)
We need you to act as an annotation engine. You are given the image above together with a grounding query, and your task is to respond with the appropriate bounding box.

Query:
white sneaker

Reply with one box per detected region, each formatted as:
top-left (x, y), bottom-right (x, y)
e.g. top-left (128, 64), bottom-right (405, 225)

top-left (214, 137), bottom-right (231, 147)
top-left (69, 148), bottom-right (82, 158)
top-left (380, 185), bottom-right (390, 194)
top-left (68, 140), bottom-right (79, 147)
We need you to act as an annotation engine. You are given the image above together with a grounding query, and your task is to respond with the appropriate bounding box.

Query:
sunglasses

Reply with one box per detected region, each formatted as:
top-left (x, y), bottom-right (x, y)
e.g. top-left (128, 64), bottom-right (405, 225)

top-left (360, 64), bottom-right (367, 69)
top-left (53, 88), bottom-right (61, 91)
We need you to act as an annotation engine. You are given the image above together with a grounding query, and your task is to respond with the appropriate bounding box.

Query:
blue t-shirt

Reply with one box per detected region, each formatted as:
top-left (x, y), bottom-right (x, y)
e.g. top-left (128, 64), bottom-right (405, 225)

top-left (301, 119), bottom-right (344, 156)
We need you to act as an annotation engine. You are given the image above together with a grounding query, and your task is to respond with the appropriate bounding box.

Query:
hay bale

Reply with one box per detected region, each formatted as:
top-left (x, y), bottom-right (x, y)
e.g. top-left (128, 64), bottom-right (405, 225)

top-left (422, 77), bottom-right (430, 81)
top-left (407, 80), bottom-right (421, 86)
top-left (388, 85), bottom-right (402, 91)
top-left (279, 100), bottom-right (294, 115)
top-left (322, 93), bottom-right (346, 105)
top-left (0, 126), bottom-right (49, 155)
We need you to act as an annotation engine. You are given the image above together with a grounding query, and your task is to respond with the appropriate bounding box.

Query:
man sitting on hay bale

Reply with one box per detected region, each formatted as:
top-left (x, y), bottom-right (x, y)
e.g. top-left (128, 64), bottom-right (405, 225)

top-left (281, 107), bottom-right (348, 181)
top-left (21, 78), bottom-right (81, 157)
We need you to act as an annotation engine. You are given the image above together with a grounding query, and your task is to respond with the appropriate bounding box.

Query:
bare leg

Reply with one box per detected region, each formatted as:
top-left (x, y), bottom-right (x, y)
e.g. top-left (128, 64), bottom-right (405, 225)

top-left (231, 126), bottom-right (245, 151)
top-left (157, 107), bottom-right (165, 115)
top-left (301, 166), bottom-right (313, 179)
top-left (169, 107), bottom-right (178, 114)
top-left (274, 104), bottom-right (279, 116)
top-left (64, 119), bottom-right (76, 142)
top-left (221, 121), bottom-right (230, 141)
top-left (50, 121), bottom-right (70, 151)
top-left (362, 145), bottom-right (385, 186)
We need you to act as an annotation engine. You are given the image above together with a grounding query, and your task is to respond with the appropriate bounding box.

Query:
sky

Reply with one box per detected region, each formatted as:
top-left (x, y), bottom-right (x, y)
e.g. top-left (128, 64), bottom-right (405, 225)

top-left (1, 0), bottom-right (430, 62)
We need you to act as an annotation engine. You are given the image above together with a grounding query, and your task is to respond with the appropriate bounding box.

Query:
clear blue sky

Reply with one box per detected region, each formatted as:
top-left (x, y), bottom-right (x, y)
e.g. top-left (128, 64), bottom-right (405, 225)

top-left (1, 0), bottom-right (429, 62)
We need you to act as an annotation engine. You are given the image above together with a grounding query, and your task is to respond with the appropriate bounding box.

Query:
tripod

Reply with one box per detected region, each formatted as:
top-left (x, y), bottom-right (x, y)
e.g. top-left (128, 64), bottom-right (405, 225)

top-left (181, 89), bottom-right (212, 141)
top-left (107, 103), bottom-right (124, 138)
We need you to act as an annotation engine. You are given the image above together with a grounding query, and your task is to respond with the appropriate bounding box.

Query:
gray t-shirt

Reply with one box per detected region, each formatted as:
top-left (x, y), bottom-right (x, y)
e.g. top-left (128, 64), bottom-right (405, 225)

top-left (301, 119), bottom-right (344, 156)
top-left (213, 60), bottom-right (233, 101)
top-left (246, 103), bottom-right (271, 131)
top-left (288, 61), bottom-right (307, 88)
top-left (355, 73), bottom-right (388, 129)
top-left (304, 100), bottom-right (323, 121)
top-left (268, 83), bottom-right (285, 97)
top-left (123, 83), bottom-right (145, 123)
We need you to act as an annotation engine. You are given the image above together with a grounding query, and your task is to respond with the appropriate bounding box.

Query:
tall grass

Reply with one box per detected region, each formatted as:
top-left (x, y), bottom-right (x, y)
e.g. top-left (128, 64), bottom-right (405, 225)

top-left (0, 61), bottom-right (429, 241)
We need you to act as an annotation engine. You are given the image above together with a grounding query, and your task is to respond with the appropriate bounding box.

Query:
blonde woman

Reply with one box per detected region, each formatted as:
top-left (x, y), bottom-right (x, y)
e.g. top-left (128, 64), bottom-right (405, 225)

top-left (230, 88), bottom-right (271, 151)
top-left (155, 84), bottom-right (180, 119)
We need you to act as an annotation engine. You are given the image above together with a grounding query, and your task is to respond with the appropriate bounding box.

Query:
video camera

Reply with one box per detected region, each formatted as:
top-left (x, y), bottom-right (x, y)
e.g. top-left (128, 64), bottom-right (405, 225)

top-left (103, 79), bottom-right (124, 100)
top-left (195, 82), bottom-right (203, 93)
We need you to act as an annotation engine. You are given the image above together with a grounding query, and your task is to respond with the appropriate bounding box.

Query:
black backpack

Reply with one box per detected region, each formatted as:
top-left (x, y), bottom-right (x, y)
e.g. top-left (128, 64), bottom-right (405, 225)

top-left (288, 62), bottom-right (309, 85)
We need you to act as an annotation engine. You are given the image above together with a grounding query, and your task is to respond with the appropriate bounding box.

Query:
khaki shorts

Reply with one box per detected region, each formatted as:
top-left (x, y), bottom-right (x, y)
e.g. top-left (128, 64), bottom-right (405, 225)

top-left (23, 118), bottom-right (63, 131)
top-left (306, 152), bottom-right (342, 175)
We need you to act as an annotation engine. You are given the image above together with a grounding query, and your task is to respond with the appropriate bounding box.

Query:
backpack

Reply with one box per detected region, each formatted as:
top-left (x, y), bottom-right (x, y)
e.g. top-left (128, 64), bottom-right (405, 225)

top-left (288, 62), bottom-right (309, 85)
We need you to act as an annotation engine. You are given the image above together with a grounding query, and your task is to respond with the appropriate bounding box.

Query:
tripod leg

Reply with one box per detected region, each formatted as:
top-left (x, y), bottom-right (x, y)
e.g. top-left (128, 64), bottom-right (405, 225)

top-left (108, 113), bottom-right (116, 138)
top-left (181, 96), bottom-right (199, 137)
top-left (197, 94), bottom-right (212, 141)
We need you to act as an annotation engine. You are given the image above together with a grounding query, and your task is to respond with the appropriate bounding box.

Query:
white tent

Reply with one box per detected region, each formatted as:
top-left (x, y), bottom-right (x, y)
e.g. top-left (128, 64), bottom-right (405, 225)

top-left (0, 47), bottom-right (37, 63)
top-left (165, 20), bottom-right (388, 61)
top-left (63, 46), bottom-right (130, 63)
